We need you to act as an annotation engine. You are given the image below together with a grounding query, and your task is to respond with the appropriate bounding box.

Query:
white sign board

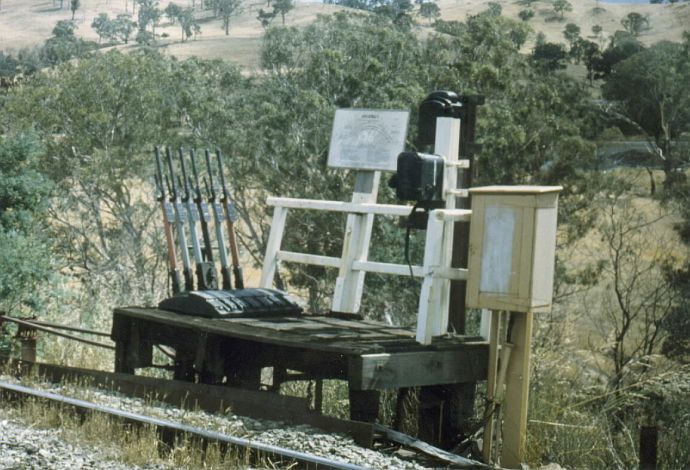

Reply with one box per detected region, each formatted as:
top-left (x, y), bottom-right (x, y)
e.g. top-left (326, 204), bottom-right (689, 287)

top-left (327, 109), bottom-right (409, 171)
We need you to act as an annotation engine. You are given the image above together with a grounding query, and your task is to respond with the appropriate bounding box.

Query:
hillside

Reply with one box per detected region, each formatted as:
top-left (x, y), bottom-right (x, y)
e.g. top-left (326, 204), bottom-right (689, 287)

top-left (1, 0), bottom-right (688, 68)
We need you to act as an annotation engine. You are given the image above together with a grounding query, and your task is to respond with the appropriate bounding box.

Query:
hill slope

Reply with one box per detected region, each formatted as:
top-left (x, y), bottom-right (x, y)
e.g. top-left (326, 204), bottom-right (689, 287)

top-left (0, 0), bottom-right (687, 66)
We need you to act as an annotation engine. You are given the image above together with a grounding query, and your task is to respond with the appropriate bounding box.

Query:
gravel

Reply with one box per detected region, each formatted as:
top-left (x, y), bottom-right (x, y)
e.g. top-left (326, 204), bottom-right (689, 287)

top-left (0, 414), bottom-right (166, 470)
top-left (0, 374), bottom-right (432, 470)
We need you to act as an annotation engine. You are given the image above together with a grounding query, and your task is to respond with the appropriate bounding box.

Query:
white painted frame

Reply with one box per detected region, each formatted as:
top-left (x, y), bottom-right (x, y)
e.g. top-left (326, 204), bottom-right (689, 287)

top-left (259, 116), bottom-right (469, 345)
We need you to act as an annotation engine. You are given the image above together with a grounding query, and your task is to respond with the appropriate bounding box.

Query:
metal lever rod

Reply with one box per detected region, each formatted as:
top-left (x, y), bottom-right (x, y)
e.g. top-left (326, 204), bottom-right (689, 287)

top-left (216, 149), bottom-right (244, 289)
top-left (165, 147), bottom-right (194, 291)
top-left (154, 146), bottom-right (182, 294)
top-left (179, 147), bottom-right (216, 290)
top-left (190, 149), bottom-right (218, 290)
top-left (205, 149), bottom-right (233, 290)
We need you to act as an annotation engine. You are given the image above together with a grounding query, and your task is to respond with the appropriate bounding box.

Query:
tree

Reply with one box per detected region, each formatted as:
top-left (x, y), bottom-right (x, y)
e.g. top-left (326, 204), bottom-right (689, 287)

top-left (164, 2), bottom-right (182, 24)
top-left (553, 0), bottom-right (572, 20)
top-left (136, 0), bottom-right (161, 36)
top-left (591, 24), bottom-right (604, 47)
top-left (91, 13), bottom-right (113, 43)
top-left (586, 191), bottom-right (678, 392)
top-left (272, 0), bottom-right (294, 25)
top-left (602, 41), bottom-right (690, 190)
top-left (621, 12), bottom-right (649, 37)
top-left (373, 0), bottom-right (414, 28)
top-left (531, 41), bottom-right (568, 71)
top-left (518, 9), bottom-right (534, 21)
top-left (91, 13), bottom-right (136, 44)
top-left (168, 7), bottom-right (201, 40)
top-left (212, 0), bottom-right (243, 35)
top-left (419, 2), bottom-right (440, 24)
top-left (578, 38), bottom-right (600, 84)
top-left (113, 14), bottom-right (136, 43)
top-left (563, 22), bottom-right (580, 49)
top-left (4, 50), bottom-right (185, 302)
top-left (485, 1), bottom-right (501, 16)
top-left (660, 32), bottom-right (690, 363)
top-left (592, 32), bottom-right (644, 78)
top-left (41, 20), bottom-right (97, 66)
top-left (69, 0), bottom-right (81, 20)
top-left (257, 8), bottom-right (276, 28)
top-left (0, 133), bottom-right (53, 315)
top-left (70, 0), bottom-right (80, 20)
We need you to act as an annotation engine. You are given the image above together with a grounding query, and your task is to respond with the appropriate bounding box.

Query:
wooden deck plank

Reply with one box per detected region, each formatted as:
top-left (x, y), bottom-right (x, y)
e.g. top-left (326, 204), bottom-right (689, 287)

top-left (113, 307), bottom-right (486, 357)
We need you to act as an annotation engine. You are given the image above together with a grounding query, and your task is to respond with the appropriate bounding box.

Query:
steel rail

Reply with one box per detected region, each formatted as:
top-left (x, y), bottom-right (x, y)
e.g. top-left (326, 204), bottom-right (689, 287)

top-left (0, 379), bottom-right (370, 470)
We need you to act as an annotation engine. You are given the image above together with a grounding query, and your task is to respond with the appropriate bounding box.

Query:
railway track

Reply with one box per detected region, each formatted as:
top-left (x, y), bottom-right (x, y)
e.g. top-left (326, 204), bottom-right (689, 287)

top-left (0, 357), bottom-right (490, 469)
top-left (0, 378), bottom-right (368, 470)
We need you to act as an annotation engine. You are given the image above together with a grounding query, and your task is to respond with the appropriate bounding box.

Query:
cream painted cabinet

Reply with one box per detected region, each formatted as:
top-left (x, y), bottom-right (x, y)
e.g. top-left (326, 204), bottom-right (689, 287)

top-left (466, 185), bottom-right (562, 313)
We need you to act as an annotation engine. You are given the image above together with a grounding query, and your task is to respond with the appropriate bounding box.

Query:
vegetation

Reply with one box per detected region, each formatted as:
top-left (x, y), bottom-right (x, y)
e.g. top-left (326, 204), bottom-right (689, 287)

top-left (0, 2), bottom-right (689, 469)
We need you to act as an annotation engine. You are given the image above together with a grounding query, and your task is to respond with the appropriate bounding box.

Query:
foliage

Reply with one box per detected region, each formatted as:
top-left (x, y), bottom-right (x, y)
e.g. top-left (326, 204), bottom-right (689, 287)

top-left (485, 1), bottom-right (502, 16)
top-left (418, 2), bottom-right (440, 24)
top-left (70, 0), bottom-right (80, 20)
top-left (577, 39), bottom-right (601, 84)
top-left (136, 0), bottom-right (162, 38)
top-left (518, 9), bottom-right (534, 22)
top-left (0, 52), bottom-right (19, 78)
top-left (591, 193), bottom-right (678, 391)
top-left (257, 8), bottom-right (276, 28)
top-left (271, 0), bottom-right (294, 25)
top-left (372, 0), bottom-right (414, 29)
top-left (621, 12), bottom-right (649, 37)
top-left (91, 13), bottom-right (136, 44)
top-left (563, 22), bottom-right (580, 51)
top-left (0, 133), bottom-right (53, 313)
top-left (176, 7), bottom-right (201, 41)
top-left (41, 20), bottom-right (98, 66)
top-left (208, 0), bottom-right (243, 35)
top-left (602, 40), bottom-right (690, 189)
top-left (552, 0), bottom-right (572, 20)
top-left (164, 2), bottom-right (182, 24)
top-left (531, 42), bottom-right (568, 71)
top-left (592, 32), bottom-right (645, 78)
top-left (4, 50), bottom-right (185, 303)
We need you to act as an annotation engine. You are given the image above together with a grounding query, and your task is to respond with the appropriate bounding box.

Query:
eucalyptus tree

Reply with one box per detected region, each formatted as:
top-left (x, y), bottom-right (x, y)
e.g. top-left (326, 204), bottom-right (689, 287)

top-left (4, 50), bottom-right (182, 303)
top-left (272, 0), bottom-right (294, 25)
top-left (553, 0), bottom-right (572, 20)
top-left (209, 0), bottom-right (243, 35)
top-left (419, 2), bottom-right (440, 24)
top-left (602, 40), bottom-right (690, 189)
top-left (0, 133), bottom-right (53, 315)
top-left (70, 0), bottom-right (80, 20)
top-left (621, 11), bottom-right (649, 37)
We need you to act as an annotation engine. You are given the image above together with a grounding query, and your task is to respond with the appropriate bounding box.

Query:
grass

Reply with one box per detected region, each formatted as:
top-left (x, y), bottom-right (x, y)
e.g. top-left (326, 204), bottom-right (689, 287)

top-left (0, 376), bottom-right (284, 469)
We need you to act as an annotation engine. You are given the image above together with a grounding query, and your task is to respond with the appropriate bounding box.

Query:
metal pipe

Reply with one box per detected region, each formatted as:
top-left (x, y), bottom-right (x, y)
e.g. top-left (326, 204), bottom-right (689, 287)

top-left (0, 315), bottom-right (115, 350)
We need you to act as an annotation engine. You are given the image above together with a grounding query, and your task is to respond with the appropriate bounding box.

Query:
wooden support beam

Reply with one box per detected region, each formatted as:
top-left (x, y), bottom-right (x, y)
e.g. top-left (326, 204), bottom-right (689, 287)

top-left (348, 344), bottom-right (488, 391)
top-left (332, 171), bottom-right (380, 314)
top-left (482, 310), bottom-right (502, 464)
top-left (501, 311), bottom-right (533, 468)
top-left (259, 206), bottom-right (288, 288)
top-left (266, 196), bottom-right (413, 216)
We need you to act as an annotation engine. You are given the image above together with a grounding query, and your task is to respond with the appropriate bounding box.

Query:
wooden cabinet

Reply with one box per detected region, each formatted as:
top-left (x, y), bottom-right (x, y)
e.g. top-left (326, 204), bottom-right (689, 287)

top-left (466, 186), bottom-right (562, 313)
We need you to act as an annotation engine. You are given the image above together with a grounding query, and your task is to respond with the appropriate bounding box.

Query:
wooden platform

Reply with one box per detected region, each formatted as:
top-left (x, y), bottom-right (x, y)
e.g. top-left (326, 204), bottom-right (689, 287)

top-left (113, 307), bottom-right (487, 390)
top-left (112, 307), bottom-right (488, 423)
